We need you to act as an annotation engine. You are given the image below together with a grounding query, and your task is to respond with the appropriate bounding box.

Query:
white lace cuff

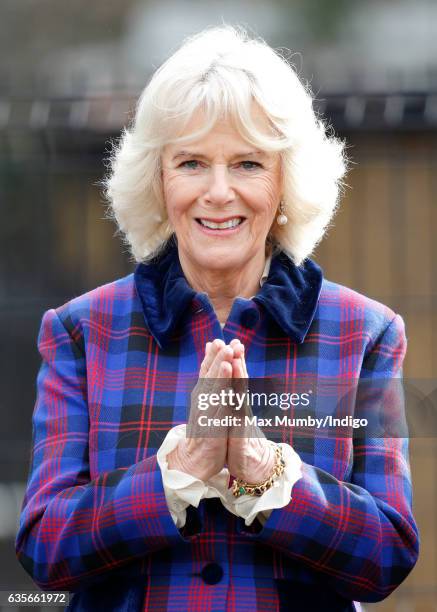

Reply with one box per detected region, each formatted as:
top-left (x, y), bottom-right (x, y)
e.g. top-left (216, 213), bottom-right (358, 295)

top-left (221, 442), bottom-right (303, 526)
top-left (156, 424), bottom-right (230, 528)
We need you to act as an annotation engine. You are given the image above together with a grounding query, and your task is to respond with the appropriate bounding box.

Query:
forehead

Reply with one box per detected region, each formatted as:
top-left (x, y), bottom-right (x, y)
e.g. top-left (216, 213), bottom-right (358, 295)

top-left (186, 102), bottom-right (269, 132)
top-left (162, 105), bottom-right (275, 157)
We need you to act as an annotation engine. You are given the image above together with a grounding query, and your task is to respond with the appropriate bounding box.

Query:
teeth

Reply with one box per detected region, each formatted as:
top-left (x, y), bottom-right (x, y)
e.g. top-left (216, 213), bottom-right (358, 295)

top-left (199, 218), bottom-right (242, 230)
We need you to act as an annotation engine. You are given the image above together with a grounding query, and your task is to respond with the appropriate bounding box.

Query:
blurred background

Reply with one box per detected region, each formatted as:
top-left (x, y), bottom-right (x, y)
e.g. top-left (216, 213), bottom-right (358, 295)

top-left (0, 1), bottom-right (436, 610)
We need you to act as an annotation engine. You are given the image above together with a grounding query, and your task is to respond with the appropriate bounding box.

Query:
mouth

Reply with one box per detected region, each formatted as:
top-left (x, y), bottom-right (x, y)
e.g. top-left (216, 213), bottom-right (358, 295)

top-left (195, 216), bottom-right (245, 232)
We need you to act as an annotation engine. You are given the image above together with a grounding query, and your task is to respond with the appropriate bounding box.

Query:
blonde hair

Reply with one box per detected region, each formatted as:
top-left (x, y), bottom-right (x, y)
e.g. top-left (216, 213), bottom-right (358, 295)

top-left (104, 25), bottom-right (347, 265)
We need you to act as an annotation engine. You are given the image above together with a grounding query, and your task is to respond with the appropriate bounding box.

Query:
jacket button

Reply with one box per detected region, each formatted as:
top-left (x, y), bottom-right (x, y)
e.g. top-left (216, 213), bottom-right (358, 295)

top-left (241, 307), bottom-right (260, 328)
top-left (200, 562), bottom-right (223, 585)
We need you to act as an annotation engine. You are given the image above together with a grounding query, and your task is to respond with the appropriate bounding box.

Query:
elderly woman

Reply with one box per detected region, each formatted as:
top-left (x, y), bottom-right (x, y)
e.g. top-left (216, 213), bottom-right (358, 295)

top-left (16, 26), bottom-right (418, 612)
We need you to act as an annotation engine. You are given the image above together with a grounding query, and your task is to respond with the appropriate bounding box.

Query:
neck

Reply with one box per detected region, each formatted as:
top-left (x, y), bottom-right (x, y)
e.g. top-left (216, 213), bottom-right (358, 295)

top-left (179, 250), bottom-right (267, 324)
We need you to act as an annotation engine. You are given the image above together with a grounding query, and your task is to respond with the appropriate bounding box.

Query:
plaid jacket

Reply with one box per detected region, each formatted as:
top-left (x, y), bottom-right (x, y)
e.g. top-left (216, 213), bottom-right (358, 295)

top-left (16, 242), bottom-right (419, 611)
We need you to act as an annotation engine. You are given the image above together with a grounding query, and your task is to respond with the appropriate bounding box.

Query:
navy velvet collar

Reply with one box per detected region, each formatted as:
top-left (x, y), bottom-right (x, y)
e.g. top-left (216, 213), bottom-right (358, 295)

top-left (134, 239), bottom-right (323, 348)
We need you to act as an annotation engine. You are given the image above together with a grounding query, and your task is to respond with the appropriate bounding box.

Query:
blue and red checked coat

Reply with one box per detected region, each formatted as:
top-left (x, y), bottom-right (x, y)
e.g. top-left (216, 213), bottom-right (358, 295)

top-left (16, 240), bottom-right (419, 611)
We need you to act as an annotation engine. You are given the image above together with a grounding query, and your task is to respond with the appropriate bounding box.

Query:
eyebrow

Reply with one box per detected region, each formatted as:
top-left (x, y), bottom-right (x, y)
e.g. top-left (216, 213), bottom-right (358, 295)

top-left (171, 149), bottom-right (266, 161)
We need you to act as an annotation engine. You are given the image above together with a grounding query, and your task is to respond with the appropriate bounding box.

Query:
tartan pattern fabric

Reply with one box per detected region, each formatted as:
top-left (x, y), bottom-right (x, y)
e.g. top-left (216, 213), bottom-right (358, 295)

top-left (16, 244), bottom-right (419, 611)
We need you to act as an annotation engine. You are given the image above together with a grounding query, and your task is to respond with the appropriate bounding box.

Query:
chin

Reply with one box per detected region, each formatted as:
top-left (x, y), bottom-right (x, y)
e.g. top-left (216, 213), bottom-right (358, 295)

top-left (193, 248), bottom-right (246, 272)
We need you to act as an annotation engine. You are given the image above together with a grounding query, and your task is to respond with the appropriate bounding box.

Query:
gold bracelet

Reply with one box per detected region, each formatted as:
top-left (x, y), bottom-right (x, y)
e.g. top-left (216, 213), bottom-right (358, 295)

top-left (231, 444), bottom-right (285, 497)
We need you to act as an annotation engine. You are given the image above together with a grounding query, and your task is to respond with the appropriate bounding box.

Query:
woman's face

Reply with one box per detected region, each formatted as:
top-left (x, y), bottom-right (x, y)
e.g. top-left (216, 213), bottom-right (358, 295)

top-left (161, 108), bottom-right (282, 273)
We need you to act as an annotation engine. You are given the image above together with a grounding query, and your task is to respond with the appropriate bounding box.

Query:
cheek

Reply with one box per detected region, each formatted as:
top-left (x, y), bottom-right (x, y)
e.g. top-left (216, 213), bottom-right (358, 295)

top-left (263, 171), bottom-right (282, 203)
top-left (162, 173), bottom-right (192, 220)
top-left (162, 171), bottom-right (179, 201)
top-left (247, 176), bottom-right (280, 219)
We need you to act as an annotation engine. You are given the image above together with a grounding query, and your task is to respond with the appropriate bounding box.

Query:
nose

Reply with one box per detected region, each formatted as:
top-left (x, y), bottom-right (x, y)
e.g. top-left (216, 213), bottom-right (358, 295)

top-left (204, 164), bottom-right (235, 206)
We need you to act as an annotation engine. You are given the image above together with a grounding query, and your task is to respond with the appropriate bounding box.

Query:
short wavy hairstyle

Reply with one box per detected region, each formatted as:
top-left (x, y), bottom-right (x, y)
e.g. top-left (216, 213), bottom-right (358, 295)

top-left (104, 25), bottom-right (347, 266)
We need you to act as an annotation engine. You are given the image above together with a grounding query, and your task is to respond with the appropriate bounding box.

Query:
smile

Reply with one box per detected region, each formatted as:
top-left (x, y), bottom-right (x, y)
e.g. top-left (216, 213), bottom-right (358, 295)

top-left (196, 217), bottom-right (245, 230)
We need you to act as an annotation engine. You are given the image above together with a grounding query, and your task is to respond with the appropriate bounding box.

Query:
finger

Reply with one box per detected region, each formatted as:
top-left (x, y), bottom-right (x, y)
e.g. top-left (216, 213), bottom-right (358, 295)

top-left (212, 338), bottom-right (226, 351)
top-left (232, 357), bottom-right (245, 378)
top-left (231, 346), bottom-right (250, 427)
top-left (199, 339), bottom-right (225, 377)
top-left (231, 342), bottom-right (248, 379)
top-left (239, 346), bottom-right (249, 378)
top-left (241, 359), bottom-right (248, 379)
top-left (230, 338), bottom-right (244, 358)
top-left (206, 345), bottom-right (234, 379)
top-left (220, 360), bottom-right (233, 378)
top-left (200, 340), bottom-right (222, 375)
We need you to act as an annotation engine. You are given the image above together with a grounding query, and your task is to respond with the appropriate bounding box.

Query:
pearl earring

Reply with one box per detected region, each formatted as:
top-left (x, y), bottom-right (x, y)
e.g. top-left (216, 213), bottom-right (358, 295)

top-left (276, 201), bottom-right (288, 226)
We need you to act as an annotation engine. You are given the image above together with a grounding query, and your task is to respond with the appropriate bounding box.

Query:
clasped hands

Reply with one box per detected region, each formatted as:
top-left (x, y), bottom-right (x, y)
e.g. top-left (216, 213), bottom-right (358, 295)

top-left (167, 339), bottom-right (276, 484)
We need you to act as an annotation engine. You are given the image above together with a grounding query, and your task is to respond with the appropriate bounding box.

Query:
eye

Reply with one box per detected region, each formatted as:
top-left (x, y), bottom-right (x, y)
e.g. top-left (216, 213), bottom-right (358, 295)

top-left (238, 161), bottom-right (263, 171)
top-left (179, 160), bottom-right (200, 170)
